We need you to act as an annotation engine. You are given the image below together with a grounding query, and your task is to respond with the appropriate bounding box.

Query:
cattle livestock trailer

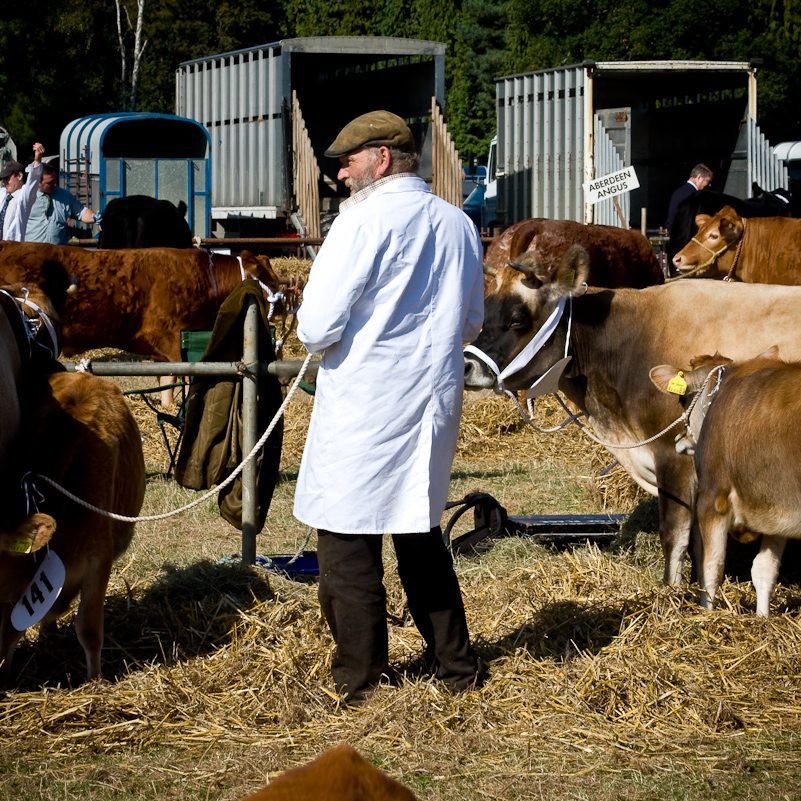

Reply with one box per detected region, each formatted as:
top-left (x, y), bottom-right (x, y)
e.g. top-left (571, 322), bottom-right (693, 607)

top-left (494, 60), bottom-right (789, 230)
top-left (175, 36), bottom-right (463, 239)
top-left (59, 113), bottom-right (212, 238)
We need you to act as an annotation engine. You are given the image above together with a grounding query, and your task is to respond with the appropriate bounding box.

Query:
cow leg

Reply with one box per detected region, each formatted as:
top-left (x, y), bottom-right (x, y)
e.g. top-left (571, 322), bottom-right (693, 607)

top-left (159, 375), bottom-right (174, 406)
top-left (697, 507), bottom-right (729, 610)
top-left (687, 517), bottom-right (705, 586)
top-left (657, 485), bottom-right (696, 586)
top-left (0, 604), bottom-right (23, 686)
top-left (653, 452), bottom-right (697, 586)
top-left (751, 535), bottom-right (787, 618)
top-left (74, 555), bottom-right (114, 680)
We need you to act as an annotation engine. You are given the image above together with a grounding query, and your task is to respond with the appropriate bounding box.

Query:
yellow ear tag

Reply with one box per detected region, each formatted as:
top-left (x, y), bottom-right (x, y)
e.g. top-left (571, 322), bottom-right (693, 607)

top-left (666, 371), bottom-right (688, 395)
top-left (6, 536), bottom-right (32, 555)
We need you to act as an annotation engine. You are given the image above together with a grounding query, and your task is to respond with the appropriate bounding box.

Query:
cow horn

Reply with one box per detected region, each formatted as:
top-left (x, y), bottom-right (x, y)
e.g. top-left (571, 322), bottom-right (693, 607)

top-left (507, 259), bottom-right (538, 281)
top-left (68, 273), bottom-right (79, 296)
top-left (483, 263), bottom-right (497, 277)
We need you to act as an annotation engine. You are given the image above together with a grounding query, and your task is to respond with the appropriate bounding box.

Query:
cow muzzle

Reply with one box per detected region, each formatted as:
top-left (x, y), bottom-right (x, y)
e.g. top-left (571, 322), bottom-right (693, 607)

top-left (464, 354), bottom-right (496, 390)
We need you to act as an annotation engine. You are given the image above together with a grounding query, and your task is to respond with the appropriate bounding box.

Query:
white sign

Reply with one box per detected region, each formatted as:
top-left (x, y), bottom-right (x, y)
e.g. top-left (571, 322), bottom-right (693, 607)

top-left (584, 167), bottom-right (640, 205)
top-left (11, 550), bottom-right (65, 631)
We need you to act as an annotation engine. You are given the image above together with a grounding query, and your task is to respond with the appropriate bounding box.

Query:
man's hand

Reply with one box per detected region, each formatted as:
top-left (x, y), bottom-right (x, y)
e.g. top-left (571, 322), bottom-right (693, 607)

top-left (32, 142), bottom-right (44, 164)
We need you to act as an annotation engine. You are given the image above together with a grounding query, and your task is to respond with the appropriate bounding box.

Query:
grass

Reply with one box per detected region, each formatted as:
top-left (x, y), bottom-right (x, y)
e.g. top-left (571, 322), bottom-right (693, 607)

top-left (2, 258), bottom-right (801, 800)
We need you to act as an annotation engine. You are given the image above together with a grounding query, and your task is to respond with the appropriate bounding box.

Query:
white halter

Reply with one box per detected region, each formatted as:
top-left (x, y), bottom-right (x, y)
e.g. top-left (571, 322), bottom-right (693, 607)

top-left (464, 294), bottom-right (573, 395)
top-left (0, 288), bottom-right (59, 360)
top-left (237, 256), bottom-right (284, 320)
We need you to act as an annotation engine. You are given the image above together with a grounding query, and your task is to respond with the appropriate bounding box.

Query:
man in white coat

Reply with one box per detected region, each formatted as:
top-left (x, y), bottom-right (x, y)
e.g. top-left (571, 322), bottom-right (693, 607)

top-left (293, 110), bottom-right (486, 701)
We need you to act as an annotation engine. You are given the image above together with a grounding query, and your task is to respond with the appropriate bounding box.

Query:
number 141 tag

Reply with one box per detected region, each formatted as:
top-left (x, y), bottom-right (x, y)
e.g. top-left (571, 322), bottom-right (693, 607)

top-left (11, 550), bottom-right (66, 631)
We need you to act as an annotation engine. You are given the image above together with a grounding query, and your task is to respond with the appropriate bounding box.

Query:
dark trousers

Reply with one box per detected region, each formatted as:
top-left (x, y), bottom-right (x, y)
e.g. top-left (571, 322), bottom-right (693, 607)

top-left (317, 527), bottom-right (482, 698)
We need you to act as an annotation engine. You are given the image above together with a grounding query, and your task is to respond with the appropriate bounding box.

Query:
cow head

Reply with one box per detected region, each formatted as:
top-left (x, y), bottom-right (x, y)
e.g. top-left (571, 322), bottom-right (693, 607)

top-left (464, 244), bottom-right (590, 391)
top-left (672, 205), bottom-right (744, 277)
top-left (239, 251), bottom-right (304, 319)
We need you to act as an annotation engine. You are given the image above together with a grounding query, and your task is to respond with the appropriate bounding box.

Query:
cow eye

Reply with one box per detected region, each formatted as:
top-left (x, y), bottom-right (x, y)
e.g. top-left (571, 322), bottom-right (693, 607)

top-left (509, 312), bottom-right (528, 330)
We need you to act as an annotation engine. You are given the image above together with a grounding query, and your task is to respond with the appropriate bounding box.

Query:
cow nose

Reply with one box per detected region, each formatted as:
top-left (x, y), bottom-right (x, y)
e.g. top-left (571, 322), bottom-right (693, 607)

top-left (464, 355), bottom-right (493, 389)
top-left (672, 254), bottom-right (683, 268)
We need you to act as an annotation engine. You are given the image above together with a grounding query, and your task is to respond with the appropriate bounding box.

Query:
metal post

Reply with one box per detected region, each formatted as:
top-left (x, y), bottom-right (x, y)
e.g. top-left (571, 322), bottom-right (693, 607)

top-left (241, 296), bottom-right (259, 564)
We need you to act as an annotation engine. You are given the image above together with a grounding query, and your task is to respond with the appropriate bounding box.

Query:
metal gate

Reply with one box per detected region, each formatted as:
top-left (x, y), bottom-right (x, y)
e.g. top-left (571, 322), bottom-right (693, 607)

top-left (593, 112), bottom-right (630, 227)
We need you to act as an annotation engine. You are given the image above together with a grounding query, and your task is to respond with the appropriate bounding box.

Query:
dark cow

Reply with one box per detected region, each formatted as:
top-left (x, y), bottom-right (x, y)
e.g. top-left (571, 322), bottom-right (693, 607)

top-left (0, 242), bottom-right (299, 362)
top-left (484, 219), bottom-right (663, 296)
top-left (97, 195), bottom-right (193, 249)
top-left (667, 183), bottom-right (793, 261)
top-left (672, 206), bottom-right (801, 284)
top-left (463, 245), bottom-right (801, 586)
top-left (0, 368), bottom-right (146, 682)
top-left (0, 267), bottom-right (72, 523)
top-left (650, 347), bottom-right (801, 617)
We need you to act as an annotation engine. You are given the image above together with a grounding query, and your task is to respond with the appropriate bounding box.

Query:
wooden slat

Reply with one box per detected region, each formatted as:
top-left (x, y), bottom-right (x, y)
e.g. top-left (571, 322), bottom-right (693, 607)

top-left (291, 91), bottom-right (321, 238)
top-left (431, 98), bottom-right (463, 208)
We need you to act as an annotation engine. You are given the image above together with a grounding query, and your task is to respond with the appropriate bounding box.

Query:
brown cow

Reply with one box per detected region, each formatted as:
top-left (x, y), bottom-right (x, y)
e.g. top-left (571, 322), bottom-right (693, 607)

top-left (240, 744), bottom-right (418, 801)
top-left (672, 206), bottom-right (801, 283)
top-left (484, 218), bottom-right (663, 295)
top-left (650, 347), bottom-right (800, 617)
top-left (464, 245), bottom-right (801, 587)
top-left (0, 369), bottom-right (146, 682)
top-left (0, 242), bottom-right (300, 362)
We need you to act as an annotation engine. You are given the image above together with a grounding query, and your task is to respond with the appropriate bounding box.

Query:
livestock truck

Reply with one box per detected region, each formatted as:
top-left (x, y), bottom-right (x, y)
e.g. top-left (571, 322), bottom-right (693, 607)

top-left (175, 36), bottom-right (464, 239)
top-left (491, 59), bottom-right (789, 231)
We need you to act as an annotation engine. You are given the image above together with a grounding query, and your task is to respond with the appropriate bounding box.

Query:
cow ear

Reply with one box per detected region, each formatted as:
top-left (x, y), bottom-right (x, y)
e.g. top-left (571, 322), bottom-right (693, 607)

top-left (0, 513), bottom-right (56, 555)
top-left (554, 244), bottom-right (590, 292)
top-left (757, 345), bottom-right (780, 361)
top-left (694, 214), bottom-right (711, 228)
top-left (649, 364), bottom-right (686, 395)
top-left (717, 210), bottom-right (743, 244)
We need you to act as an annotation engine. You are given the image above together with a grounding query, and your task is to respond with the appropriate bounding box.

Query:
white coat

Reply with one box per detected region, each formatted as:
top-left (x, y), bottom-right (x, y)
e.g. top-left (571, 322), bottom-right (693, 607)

top-left (293, 175), bottom-right (484, 534)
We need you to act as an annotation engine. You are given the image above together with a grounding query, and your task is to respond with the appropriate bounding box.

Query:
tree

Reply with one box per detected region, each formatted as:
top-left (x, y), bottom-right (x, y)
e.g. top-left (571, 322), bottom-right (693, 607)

top-left (116, 0), bottom-right (147, 111)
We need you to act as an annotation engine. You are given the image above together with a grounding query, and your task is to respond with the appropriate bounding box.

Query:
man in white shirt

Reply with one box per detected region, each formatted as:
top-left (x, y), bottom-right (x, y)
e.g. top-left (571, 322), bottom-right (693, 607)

top-left (0, 143), bottom-right (45, 241)
top-left (293, 110), bottom-right (486, 701)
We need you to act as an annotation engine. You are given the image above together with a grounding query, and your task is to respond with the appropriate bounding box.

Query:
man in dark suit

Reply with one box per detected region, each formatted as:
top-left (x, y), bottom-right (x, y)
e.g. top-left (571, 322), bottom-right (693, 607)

top-left (666, 163), bottom-right (714, 233)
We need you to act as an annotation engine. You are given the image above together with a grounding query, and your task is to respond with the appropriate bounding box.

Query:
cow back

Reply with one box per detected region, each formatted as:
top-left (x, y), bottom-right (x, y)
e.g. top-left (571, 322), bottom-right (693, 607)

top-left (486, 218), bottom-right (663, 289)
top-left (97, 195), bottom-right (193, 249)
top-left (695, 359), bottom-right (801, 510)
top-left (0, 242), bottom-right (221, 361)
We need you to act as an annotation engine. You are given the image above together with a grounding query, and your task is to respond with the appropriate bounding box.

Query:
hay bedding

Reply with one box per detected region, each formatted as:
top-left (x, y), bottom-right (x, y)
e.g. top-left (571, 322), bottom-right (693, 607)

top-left (3, 257), bottom-right (801, 798)
top-left (3, 543), bottom-right (801, 798)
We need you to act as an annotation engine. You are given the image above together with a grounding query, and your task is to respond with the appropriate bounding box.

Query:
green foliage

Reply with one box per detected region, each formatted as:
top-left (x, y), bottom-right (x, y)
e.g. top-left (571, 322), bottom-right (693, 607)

top-left (2, 0), bottom-right (801, 167)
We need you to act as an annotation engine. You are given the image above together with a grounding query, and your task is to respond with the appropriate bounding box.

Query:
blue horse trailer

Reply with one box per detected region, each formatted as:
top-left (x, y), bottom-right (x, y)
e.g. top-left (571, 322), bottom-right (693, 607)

top-left (59, 112), bottom-right (212, 238)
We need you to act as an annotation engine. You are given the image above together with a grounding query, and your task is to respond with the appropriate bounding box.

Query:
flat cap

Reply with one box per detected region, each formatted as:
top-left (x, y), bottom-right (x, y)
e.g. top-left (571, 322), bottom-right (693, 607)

top-left (0, 160), bottom-right (24, 180)
top-left (325, 111), bottom-right (415, 158)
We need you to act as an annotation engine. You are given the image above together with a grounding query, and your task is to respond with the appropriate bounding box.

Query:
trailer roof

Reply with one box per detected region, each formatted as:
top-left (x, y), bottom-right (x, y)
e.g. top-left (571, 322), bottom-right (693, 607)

top-left (179, 36), bottom-right (446, 67)
top-left (496, 59), bottom-right (756, 81)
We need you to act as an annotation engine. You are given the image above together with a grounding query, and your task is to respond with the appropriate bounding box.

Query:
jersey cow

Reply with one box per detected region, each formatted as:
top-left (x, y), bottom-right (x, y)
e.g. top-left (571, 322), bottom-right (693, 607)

top-left (650, 347), bottom-right (801, 617)
top-left (0, 368), bottom-right (145, 683)
top-left (484, 218), bottom-right (664, 296)
top-left (240, 744), bottom-right (419, 801)
top-left (667, 183), bottom-right (793, 261)
top-left (0, 242), bottom-right (297, 362)
top-left (464, 245), bottom-right (801, 587)
top-left (672, 206), bottom-right (801, 284)
top-left (97, 195), bottom-right (193, 249)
